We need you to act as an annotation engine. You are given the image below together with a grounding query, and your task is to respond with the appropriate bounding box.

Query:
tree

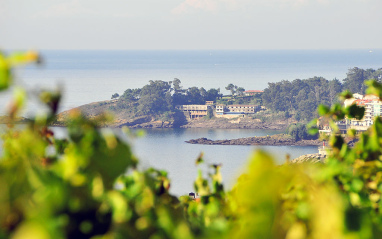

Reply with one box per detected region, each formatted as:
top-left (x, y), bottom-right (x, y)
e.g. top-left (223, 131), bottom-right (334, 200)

top-left (137, 80), bottom-right (171, 114)
top-left (206, 106), bottom-right (214, 119)
top-left (236, 87), bottom-right (245, 96)
top-left (121, 88), bottom-right (141, 102)
top-left (111, 93), bottom-right (119, 99)
top-left (186, 87), bottom-right (203, 104)
top-left (206, 88), bottom-right (221, 101)
top-left (329, 78), bottom-right (342, 105)
top-left (225, 83), bottom-right (236, 97)
top-left (173, 78), bottom-right (183, 94)
top-left (286, 123), bottom-right (317, 141)
top-left (200, 87), bottom-right (208, 101)
top-left (172, 78), bottom-right (186, 106)
top-left (165, 91), bottom-right (173, 110)
top-left (343, 67), bottom-right (366, 94)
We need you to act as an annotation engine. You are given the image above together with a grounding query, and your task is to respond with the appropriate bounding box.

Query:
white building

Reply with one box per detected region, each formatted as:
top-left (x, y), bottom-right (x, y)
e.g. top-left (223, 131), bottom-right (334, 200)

top-left (340, 94), bottom-right (382, 132)
top-left (216, 105), bottom-right (225, 115)
top-left (215, 104), bottom-right (259, 115)
top-left (226, 105), bottom-right (258, 114)
top-left (176, 105), bottom-right (210, 119)
top-left (364, 100), bottom-right (382, 126)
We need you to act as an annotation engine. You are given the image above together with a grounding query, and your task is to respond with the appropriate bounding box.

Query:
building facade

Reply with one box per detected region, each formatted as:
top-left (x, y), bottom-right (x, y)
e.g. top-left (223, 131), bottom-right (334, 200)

top-left (326, 94), bottom-right (382, 134)
top-left (177, 105), bottom-right (210, 119)
top-left (215, 104), bottom-right (259, 115)
top-left (216, 105), bottom-right (225, 115)
top-left (226, 105), bottom-right (258, 114)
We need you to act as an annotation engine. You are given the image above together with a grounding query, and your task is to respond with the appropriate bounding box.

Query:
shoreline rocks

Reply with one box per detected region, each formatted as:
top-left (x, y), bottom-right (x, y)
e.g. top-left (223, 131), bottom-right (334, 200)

top-left (185, 134), bottom-right (321, 146)
top-left (290, 153), bottom-right (326, 164)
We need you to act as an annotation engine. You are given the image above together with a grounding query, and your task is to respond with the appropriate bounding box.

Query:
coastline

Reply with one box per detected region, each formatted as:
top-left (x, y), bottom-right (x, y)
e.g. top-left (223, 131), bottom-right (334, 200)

top-left (53, 101), bottom-right (290, 130)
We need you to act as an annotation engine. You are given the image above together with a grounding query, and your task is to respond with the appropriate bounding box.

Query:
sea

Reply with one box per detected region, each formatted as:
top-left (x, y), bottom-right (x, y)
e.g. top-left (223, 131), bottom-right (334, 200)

top-left (1, 49), bottom-right (382, 195)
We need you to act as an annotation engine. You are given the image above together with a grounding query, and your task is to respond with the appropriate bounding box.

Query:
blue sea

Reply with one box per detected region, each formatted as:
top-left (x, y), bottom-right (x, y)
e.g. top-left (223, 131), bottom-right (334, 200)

top-left (1, 49), bottom-right (381, 195)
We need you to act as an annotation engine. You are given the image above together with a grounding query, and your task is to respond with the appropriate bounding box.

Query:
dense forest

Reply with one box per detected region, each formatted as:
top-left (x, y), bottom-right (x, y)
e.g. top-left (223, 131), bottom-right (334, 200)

top-left (262, 67), bottom-right (382, 121)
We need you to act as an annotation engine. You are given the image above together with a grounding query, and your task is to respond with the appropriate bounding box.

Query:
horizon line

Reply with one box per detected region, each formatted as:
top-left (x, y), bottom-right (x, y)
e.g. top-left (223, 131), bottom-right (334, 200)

top-left (3, 48), bottom-right (382, 51)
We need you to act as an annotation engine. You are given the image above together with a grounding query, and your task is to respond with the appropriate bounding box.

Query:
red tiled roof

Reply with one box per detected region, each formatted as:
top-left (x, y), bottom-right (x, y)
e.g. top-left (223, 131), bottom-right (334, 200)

top-left (355, 99), bottom-right (373, 106)
top-left (244, 90), bottom-right (263, 93)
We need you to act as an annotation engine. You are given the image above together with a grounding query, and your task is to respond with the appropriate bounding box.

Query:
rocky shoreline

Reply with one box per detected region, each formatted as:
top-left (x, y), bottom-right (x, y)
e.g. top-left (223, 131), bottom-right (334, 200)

top-left (54, 113), bottom-right (289, 130)
top-left (185, 134), bottom-right (321, 146)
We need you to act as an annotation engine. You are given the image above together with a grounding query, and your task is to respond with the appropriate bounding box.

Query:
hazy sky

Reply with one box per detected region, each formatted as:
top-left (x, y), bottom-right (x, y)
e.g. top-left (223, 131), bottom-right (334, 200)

top-left (1, 0), bottom-right (381, 50)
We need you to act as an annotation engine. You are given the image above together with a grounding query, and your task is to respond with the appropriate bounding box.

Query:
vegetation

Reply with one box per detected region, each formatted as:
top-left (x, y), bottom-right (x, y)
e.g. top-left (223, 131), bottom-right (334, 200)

top-left (262, 77), bottom-right (343, 121)
top-left (224, 83), bottom-right (245, 98)
top-left (110, 67), bottom-right (382, 125)
top-left (111, 93), bottom-right (119, 99)
top-left (4, 51), bottom-right (382, 238)
top-left (115, 79), bottom-right (222, 117)
top-left (286, 123), bottom-right (318, 141)
top-left (343, 67), bottom-right (382, 95)
top-left (251, 111), bottom-right (288, 123)
top-left (216, 93), bottom-right (262, 106)
top-left (262, 67), bottom-right (382, 121)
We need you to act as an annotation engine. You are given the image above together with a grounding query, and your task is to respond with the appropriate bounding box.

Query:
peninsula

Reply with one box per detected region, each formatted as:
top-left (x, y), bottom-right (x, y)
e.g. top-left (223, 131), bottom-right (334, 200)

top-left (54, 100), bottom-right (288, 130)
top-left (53, 67), bottom-right (382, 134)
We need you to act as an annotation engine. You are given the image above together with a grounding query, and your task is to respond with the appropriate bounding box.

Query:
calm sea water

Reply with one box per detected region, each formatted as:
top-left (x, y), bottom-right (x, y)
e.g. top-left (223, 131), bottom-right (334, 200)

top-left (1, 50), bottom-right (381, 195)
top-left (52, 127), bottom-right (319, 196)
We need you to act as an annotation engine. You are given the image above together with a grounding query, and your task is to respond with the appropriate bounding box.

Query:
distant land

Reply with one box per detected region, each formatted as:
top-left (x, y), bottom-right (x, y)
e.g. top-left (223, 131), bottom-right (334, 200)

top-left (0, 116), bottom-right (30, 124)
top-left (53, 67), bottom-right (381, 131)
top-left (53, 99), bottom-right (288, 130)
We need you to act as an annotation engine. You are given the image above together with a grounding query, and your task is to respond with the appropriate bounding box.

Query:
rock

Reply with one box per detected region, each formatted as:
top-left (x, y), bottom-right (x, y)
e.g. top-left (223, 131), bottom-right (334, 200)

top-left (185, 134), bottom-right (322, 146)
top-left (290, 153), bottom-right (326, 164)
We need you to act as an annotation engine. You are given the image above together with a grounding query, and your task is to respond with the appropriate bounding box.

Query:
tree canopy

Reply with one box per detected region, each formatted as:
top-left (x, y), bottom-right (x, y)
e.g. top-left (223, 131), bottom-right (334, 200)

top-left (343, 67), bottom-right (382, 94)
top-left (262, 67), bottom-right (382, 121)
top-left (115, 79), bottom-right (222, 116)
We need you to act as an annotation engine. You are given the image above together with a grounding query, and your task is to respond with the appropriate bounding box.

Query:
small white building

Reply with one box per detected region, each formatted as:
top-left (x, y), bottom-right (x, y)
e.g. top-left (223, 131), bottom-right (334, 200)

top-left (216, 105), bottom-right (225, 115)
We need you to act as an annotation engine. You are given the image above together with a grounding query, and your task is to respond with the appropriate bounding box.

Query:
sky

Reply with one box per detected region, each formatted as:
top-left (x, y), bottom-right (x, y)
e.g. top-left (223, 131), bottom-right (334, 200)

top-left (1, 0), bottom-right (381, 50)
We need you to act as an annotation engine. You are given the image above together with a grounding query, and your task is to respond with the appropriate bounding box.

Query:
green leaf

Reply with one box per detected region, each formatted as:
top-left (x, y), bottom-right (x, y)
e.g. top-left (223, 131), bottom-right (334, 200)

top-left (308, 127), bottom-right (318, 135)
top-left (0, 54), bottom-right (11, 91)
top-left (346, 104), bottom-right (365, 120)
top-left (195, 152), bottom-right (204, 165)
top-left (339, 90), bottom-right (353, 100)
top-left (318, 105), bottom-right (330, 116)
